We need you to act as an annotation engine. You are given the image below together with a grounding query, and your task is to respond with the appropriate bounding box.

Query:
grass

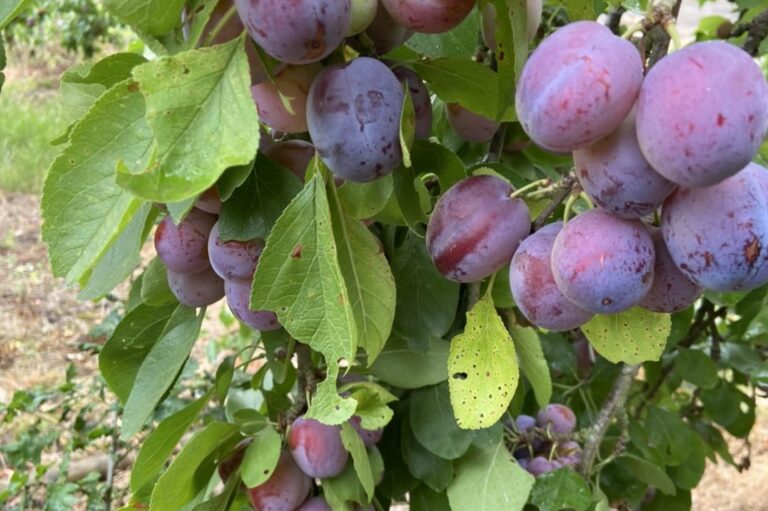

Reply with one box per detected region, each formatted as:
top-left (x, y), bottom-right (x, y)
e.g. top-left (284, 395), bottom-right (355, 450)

top-left (0, 80), bottom-right (67, 194)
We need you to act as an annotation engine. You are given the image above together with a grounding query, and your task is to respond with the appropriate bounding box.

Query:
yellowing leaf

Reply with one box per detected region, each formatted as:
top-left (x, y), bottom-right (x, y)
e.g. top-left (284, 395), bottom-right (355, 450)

top-left (582, 308), bottom-right (671, 364)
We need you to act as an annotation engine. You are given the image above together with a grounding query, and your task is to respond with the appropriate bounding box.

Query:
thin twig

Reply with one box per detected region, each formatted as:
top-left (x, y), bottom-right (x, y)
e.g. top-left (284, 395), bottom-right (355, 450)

top-left (606, 6), bottom-right (627, 36)
top-left (284, 343), bottom-right (315, 425)
top-left (531, 174), bottom-right (576, 231)
top-left (482, 124), bottom-right (508, 163)
top-left (731, 9), bottom-right (768, 56)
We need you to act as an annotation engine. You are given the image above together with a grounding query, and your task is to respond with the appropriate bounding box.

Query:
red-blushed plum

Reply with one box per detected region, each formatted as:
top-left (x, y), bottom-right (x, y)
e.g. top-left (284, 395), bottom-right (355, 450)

top-left (426, 175), bottom-right (531, 283)
top-left (225, 279), bottom-right (281, 331)
top-left (481, 0), bottom-right (543, 48)
top-left (195, 187), bottom-right (221, 215)
top-left (392, 66), bottom-right (432, 139)
top-left (167, 268), bottom-right (225, 307)
top-left (208, 222), bottom-right (264, 282)
top-left (264, 140), bottom-right (316, 181)
top-left (574, 110), bottom-right (676, 219)
top-left (515, 21), bottom-right (643, 152)
top-left (380, 0), bottom-right (476, 34)
top-left (347, 0), bottom-right (378, 35)
top-left (251, 65), bottom-right (321, 134)
top-left (527, 456), bottom-right (558, 477)
top-left (288, 416), bottom-right (349, 478)
top-left (349, 415), bottom-right (383, 447)
top-left (636, 41), bottom-right (768, 188)
top-left (218, 440), bottom-right (250, 482)
top-left (365, 2), bottom-right (413, 54)
top-left (246, 450), bottom-right (312, 511)
top-left (536, 404), bottom-right (576, 434)
top-left (154, 208), bottom-right (217, 274)
top-left (661, 163), bottom-right (768, 292)
top-left (446, 103), bottom-right (500, 143)
top-left (234, 0), bottom-right (350, 64)
top-left (297, 497), bottom-right (332, 511)
top-left (510, 222), bottom-right (594, 331)
top-left (551, 209), bottom-right (654, 314)
top-left (307, 57), bottom-right (404, 182)
top-left (640, 227), bottom-right (703, 313)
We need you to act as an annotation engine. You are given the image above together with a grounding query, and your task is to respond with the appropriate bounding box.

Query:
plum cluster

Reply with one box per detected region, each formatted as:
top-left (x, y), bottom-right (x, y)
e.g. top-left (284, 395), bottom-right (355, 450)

top-left (427, 20), bottom-right (768, 333)
top-left (218, 414), bottom-right (382, 511)
top-left (507, 404), bottom-right (582, 477)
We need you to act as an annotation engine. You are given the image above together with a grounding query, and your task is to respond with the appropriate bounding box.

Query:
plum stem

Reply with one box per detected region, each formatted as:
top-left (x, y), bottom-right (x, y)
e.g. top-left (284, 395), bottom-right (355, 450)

top-left (663, 20), bottom-right (682, 51)
top-left (203, 5), bottom-right (238, 47)
top-left (562, 193), bottom-right (578, 224)
top-left (510, 178), bottom-right (551, 199)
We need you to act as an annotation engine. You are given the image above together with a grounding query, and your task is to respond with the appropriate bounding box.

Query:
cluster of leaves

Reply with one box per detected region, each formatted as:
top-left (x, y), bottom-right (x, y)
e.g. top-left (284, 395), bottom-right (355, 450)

top-left (1, 0), bottom-right (768, 510)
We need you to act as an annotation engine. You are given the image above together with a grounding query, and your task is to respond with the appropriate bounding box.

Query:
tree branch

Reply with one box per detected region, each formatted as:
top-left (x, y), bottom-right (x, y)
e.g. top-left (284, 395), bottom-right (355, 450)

top-left (606, 6), bottom-right (626, 36)
top-left (531, 174), bottom-right (576, 231)
top-left (731, 9), bottom-right (768, 56)
top-left (579, 363), bottom-right (640, 477)
top-left (284, 343), bottom-right (315, 425)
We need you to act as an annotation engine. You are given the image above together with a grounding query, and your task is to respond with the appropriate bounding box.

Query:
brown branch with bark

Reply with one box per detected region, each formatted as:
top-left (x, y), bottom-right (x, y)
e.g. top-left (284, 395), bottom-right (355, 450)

top-left (731, 10), bottom-right (768, 56)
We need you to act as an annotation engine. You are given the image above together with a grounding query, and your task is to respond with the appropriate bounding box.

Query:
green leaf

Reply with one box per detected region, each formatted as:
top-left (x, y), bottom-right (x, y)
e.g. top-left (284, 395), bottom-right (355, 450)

top-left (447, 443), bottom-right (534, 511)
top-left (42, 80), bottom-right (150, 284)
top-left (529, 468), bottom-right (592, 511)
top-left (0, 0), bottom-right (32, 29)
top-left (410, 485), bottom-right (451, 511)
top-left (341, 422), bottom-right (375, 500)
top-left (131, 389), bottom-right (214, 493)
top-left (391, 232), bottom-right (460, 343)
top-left (411, 139), bottom-right (467, 190)
top-left (412, 59), bottom-right (510, 121)
top-left (99, 303), bottom-right (179, 403)
top-left (343, 382), bottom-right (397, 430)
top-left (636, 407), bottom-right (693, 466)
top-left (394, 163), bottom-right (429, 235)
top-left (399, 82), bottom-right (416, 168)
top-left (338, 175), bottom-right (394, 220)
top-left (644, 491), bottom-right (692, 511)
top-left (674, 348), bottom-right (718, 389)
top-left (700, 381), bottom-right (756, 438)
top-left (617, 456), bottom-right (676, 496)
top-left (496, 0), bottom-right (529, 120)
top-left (240, 428), bottom-right (281, 488)
top-left (78, 203), bottom-right (154, 300)
top-left (219, 156), bottom-right (302, 241)
top-left (141, 257), bottom-right (178, 306)
top-left (0, 38), bottom-right (5, 94)
top-left (118, 38), bottom-right (260, 203)
top-left (191, 473), bottom-right (239, 511)
top-left (668, 435), bottom-right (707, 490)
top-left (556, 0), bottom-right (598, 21)
top-left (306, 365), bottom-right (358, 425)
top-left (402, 428), bottom-right (454, 491)
top-left (251, 173), bottom-right (356, 361)
top-left (406, 11), bottom-right (480, 59)
top-left (121, 307), bottom-right (205, 438)
top-left (371, 334), bottom-right (449, 389)
top-left (448, 292), bottom-right (518, 429)
top-left (581, 308), bottom-right (671, 364)
top-left (510, 325), bottom-right (552, 408)
top-left (149, 422), bottom-right (242, 511)
top-left (104, 0), bottom-right (186, 35)
top-left (410, 383), bottom-right (474, 459)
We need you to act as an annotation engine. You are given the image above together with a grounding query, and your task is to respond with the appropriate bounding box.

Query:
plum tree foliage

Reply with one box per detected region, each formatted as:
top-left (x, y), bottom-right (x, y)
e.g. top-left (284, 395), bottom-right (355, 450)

top-left (3, 0), bottom-right (768, 509)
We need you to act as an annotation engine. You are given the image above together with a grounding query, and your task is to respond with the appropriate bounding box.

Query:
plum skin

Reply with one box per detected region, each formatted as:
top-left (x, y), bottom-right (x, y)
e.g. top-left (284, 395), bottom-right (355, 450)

top-left (636, 41), bottom-right (768, 188)
top-left (426, 175), bottom-right (531, 283)
top-left (365, 2), bottom-right (413, 54)
top-left (536, 404), bottom-right (576, 434)
top-left (208, 222), bottom-right (265, 282)
top-left (154, 208), bottom-right (217, 274)
top-left (264, 140), bottom-right (316, 181)
top-left (246, 450), bottom-right (312, 511)
top-left (446, 103), bottom-right (500, 143)
top-left (234, 0), bottom-right (351, 65)
top-left (349, 415), bottom-right (383, 447)
top-left (515, 21), bottom-right (643, 152)
top-left (509, 222), bottom-right (594, 332)
top-left (380, 0), bottom-right (476, 34)
top-left (250, 65), bottom-right (320, 134)
top-left (288, 416), bottom-right (349, 478)
top-left (167, 267), bottom-right (225, 308)
top-left (225, 279), bottom-right (281, 331)
top-left (574, 110), bottom-right (676, 219)
top-left (661, 163), bottom-right (768, 292)
top-left (392, 66), bottom-right (432, 139)
top-left (307, 57), bottom-right (404, 183)
top-left (640, 227), bottom-right (703, 313)
top-left (551, 209), bottom-right (655, 314)
top-left (297, 497), bottom-right (332, 511)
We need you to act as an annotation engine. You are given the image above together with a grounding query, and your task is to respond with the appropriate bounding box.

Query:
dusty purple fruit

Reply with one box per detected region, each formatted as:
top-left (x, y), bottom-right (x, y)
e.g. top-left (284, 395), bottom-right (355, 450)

top-left (516, 21), bottom-right (643, 152)
top-left (349, 416), bottom-right (383, 447)
top-left (446, 103), bottom-right (500, 143)
top-left (251, 65), bottom-right (321, 134)
top-left (264, 140), bottom-right (316, 181)
top-left (208, 222), bottom-right (265, 282)
top-left (225, 279), bottom-right (281, 331)
top-left (235, 0), bottom-right (351, 64)
top-left (167, 267), bottom-right (225, 308)
top-left (574, 110), bottom-right (676, 219)
top-left (195, 187), bottom-right (222, 215)
top-left (218, 439), bottom-right (251, 482)
top-left (536, 404), bottom-right (576, 434)
top-left (551, 209), bottom-right (655, 314)
top-left (509, 222), bottom-right (594, 331)
top-left (515, 414), bottom-right (537, 432)
top-left (288, 416), bottom-right (349, 479)
top-left (392, 66), bottom-right (432, 139)
top-left (527, 456), bottom-right (558, 476)
top-left (427, 175), bottom-right (531, 283)
top-left (154, 208), bottom-right (217, 274)
top-left (365, 2), bottom-right (413, 53)
top-left (297, 497), bottom-right (332, 511)
top-left (246, 450), bottom-right (312, 511)
top-left (640, 227), bottom-right (703, 313)
top-left (380, 0), bottom-right (476, 34)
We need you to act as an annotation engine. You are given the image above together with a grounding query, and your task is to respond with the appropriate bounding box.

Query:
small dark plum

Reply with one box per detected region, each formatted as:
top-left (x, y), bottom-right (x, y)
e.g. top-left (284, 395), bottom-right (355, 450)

top-left (264, 140), bottom-right (316, 181)
top-left (225, 279), bottom-right (281, 331)
top-left (297, 497), bottom-right (332, 511)
top-left (167, 267), bottom-right (225, 308)
top-left (551, 209), bottom-right (655, 314)
top-left (365, 2), bottom-right (413, 53)
top-left (515, 415), bottom-right (537, 433)
top-left (392, 66), bottom-right (432, 139)
top-left (246, 450), bottom-right (312, 511)
top-left (380, 0), bottom-right (476, 34)
top-left (640, 227), bottom-right (703, 313)
top-left (349, 415), bottom-right (383, 447)
top-left (509, 222), bottom-right (594, 331)
top-left (208, 222), bottom-right (265, 282)
top-left (427, 175), bottom-right (531, 283)
top-left (527, 456), bottom-right (558, 477)
top-left (288, 416), bottom-right (349, 479)
top-left (251, 64), bottom-right (321, 134)
top-left (195, 187), bottom-right (221, 215)
top-left (446, 103), bottom-right (500, 143)
top-left (536, 404), bottom-right (576, 434)
top-left (154, 208), bottom-right (217, 274)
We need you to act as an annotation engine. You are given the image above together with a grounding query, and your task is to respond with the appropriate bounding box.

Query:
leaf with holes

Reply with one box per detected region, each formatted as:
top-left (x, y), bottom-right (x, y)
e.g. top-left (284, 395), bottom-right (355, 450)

top-left (581, 308), bottom-right (671, 364)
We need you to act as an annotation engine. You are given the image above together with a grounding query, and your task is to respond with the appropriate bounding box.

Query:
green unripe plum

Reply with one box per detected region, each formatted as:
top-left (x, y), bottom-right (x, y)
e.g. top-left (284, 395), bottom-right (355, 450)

top-left (347, 0), bottom-right (378, 35)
